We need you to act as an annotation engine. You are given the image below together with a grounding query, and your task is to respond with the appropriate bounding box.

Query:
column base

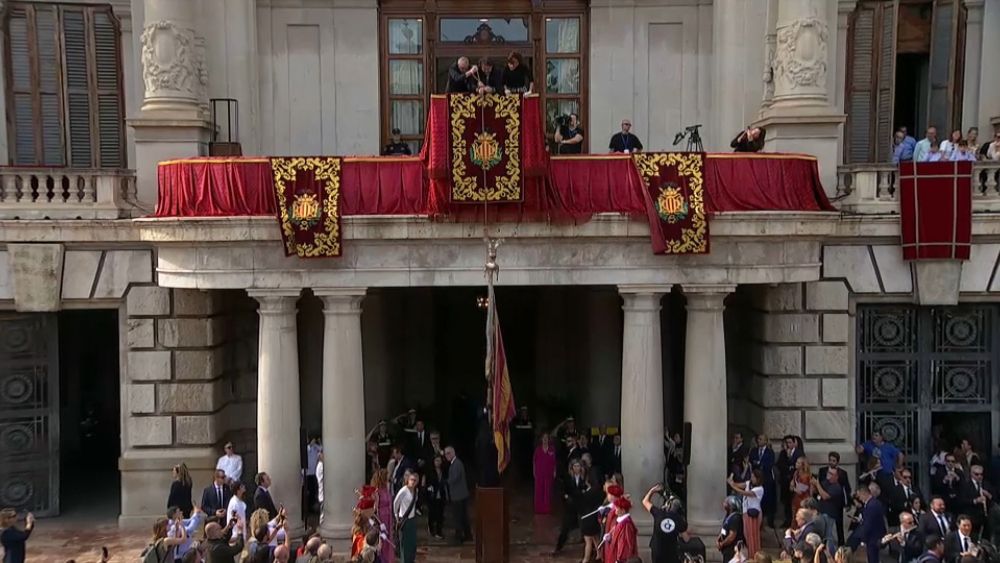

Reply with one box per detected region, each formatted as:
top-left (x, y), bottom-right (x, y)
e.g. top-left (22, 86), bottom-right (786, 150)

top-left (129, 115), bottom-right (212, 208)
top-left (753, 108), bottom-right (846, 201)
top-left (118, 447), bottom-right (217, 527)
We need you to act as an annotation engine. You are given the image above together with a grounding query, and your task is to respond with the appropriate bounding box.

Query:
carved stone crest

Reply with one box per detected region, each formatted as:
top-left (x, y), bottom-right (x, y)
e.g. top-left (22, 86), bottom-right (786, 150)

top-left (774, 16), bottom-right (829, 92)
top-left (140, 20), bottom-right (200, 98)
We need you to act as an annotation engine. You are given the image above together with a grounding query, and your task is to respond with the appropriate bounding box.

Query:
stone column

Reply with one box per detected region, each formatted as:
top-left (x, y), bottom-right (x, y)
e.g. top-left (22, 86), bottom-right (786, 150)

top-left (962, 0), bottom-right (985, 131)
top-left (315, 289), bottom-right (367, 543)
top-left (756, 0), bottom-right (843, 197)
top-left (618, 286), bottom-right (668, 525)
top-left (130, 0), bottom-right (211, 207)
top-left (248, 289), bottom-right (304, 534)
top-left (713, 0), bottom-right (769, 150)
top-left (980, 1), bottom-right (1000, 131)
top-left (682, 285), bottom-right (734, 542)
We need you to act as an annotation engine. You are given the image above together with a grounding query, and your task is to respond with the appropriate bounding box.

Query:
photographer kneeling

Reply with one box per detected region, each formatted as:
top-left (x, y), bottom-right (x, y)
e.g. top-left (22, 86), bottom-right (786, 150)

top-left (554, 113), bottom-right (584, 154)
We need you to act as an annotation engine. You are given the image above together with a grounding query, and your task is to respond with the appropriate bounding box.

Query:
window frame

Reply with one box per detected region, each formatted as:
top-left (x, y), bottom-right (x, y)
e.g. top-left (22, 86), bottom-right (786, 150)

top-left (378, 0), bottom-right (589, 153)
top-left (3, 1), bottom-right (126, 168)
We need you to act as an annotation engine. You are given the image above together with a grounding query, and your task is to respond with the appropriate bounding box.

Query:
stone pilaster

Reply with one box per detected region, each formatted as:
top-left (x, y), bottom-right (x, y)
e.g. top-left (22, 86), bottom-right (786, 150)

top-left (618, 286), bottom-right (668, 532)
top-left (315, 289), bottom-right (367, 544)
top-left (962, 0), bottom-right (985, 131)
top-left (747, 282), bottom-right (854, 462)
top-left (682, 285), bottom-right (733, 542)
top-left (129, 0), bottom-right (212, 207)
top-left (755, 0), bottom-right (844, 197)
top-left (120, 287), bottom-right (230, 526)
top-left (249, 289), bottom-right (304, 534)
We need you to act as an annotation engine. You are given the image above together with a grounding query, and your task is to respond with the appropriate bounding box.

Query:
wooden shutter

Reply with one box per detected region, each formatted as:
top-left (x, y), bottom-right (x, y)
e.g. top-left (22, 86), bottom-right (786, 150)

top-left (846, 4), bottom-right (877, 164)
top-left (4, 3), bottom-right (123, 167)
top-left (62, 8), bottom-right (91, 168)
top-left (92, 9), bottom-right (124, 168)
top-left (845, 1), bottom-right (898, 164)
top-left (873, 3), bottom-right (897, 163)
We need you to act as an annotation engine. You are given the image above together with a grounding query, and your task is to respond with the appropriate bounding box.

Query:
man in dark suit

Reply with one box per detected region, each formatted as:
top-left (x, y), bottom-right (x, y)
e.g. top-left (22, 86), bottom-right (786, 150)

top-left (608, 433), bottom-right (622, 477)
top-left (884, 467), bottom-right (923, 527)
top-left (944, 516), bottom-right (976, 563)
top-left (777, 435), bottom-right (803, 527)
top-left (890, 511), bottom-right (925, 563)
top-left (409, 420), bottom-right (432, 468)
top-left (919, 497), bottom-right (954, 540)
top-left (253, 471), bottom-right (277, 519)
top-left (935, 454), bottom-right (965, 508)
top-left (848, 484), bottom-right (887, 563)
top-left (390, 446), bottom-right (418, 493)
top-left (959, 465), bottom-right (994, 534)
top-left (728, 433), bottom-right (749, 470)
top-left (749, 435), bottom-right (777, 528)
top-left (200, 469), bottom-right (233, 522)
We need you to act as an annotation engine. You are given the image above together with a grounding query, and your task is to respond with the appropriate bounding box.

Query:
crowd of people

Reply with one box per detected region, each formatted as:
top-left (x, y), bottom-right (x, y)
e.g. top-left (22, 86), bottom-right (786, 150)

top-left (712, 430), bottom-right (1000, 563)
top-left (892, 126), bottom-right (1000, 163)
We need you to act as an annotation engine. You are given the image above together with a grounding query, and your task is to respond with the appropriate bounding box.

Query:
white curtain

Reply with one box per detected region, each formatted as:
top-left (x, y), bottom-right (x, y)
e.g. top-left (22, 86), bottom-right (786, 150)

top-left (390, 61), bottom-right (423, 136)
top-left (547, 19), bottom-right (580, 94)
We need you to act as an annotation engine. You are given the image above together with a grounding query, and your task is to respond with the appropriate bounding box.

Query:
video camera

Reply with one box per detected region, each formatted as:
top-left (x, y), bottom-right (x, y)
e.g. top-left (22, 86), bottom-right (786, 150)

top-left (554, 114), bottom-right (572, 128)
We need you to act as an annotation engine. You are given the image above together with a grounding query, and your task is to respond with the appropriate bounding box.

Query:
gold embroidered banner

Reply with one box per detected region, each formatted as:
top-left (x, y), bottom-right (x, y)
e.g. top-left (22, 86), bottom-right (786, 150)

top-left (448, 93), bottom-right (523, 203)
top-left (633, 152), bottom-right (708, 254)
top-left (271, 157), bottom-right (343, 258)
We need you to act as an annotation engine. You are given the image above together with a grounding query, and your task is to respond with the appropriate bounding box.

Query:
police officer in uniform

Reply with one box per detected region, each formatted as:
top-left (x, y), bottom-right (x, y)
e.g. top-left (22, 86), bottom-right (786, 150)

top-left (643, 483), bottom-right (688, 563)
top-left (383, 128), bottom-right (411, 156)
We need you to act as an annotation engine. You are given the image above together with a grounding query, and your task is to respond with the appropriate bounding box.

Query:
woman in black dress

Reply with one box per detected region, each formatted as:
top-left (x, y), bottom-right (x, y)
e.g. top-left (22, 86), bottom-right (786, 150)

top-left (423, 455), bottom-right (448, 540)
top-left (578, 476), bottom-right (605, 563)
top-left (167, 463), bottom-right (194, 517)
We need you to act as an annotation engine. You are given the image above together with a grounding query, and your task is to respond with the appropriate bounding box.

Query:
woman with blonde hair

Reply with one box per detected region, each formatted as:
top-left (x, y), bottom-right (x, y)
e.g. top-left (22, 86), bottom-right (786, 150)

top-left (791, 457), bottom-right (813, 515)
top-left (0, 508), bottom-right (35, 563)
top-left (168, 462), bottom-right (194, 517)
top-left (371, 469), bottom-right (395, 563)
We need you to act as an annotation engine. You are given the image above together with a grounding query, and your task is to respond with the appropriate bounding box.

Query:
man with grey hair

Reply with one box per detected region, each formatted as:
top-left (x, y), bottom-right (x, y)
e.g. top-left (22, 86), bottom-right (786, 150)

top-left (444, 446), bottom-right (471, 544)
top-left (447, 57), bottom-right (478, 93)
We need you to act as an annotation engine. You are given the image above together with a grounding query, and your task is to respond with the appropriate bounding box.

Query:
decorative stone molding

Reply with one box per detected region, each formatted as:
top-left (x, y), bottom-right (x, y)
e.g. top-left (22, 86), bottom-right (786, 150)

top-left (774, 16), bottom-right (829, 93)
top-left (762, 37), bottom-right (777, 107)
top-left (140, 20), bottom-right (202, 104)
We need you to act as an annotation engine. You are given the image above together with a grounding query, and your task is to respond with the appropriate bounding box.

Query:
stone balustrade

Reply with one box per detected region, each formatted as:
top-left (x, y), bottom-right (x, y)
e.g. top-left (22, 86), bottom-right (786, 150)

top-left (0, 168), bottom-right (139, 220)
top-left (836, 161), bottom-right (1000, 213)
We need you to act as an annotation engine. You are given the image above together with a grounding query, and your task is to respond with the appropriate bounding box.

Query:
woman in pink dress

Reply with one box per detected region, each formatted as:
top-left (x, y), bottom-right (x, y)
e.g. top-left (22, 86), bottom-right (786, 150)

top-left (533, 433), bottom-right (557, 514)
top-left (371, 469), bottom-right (396, 563)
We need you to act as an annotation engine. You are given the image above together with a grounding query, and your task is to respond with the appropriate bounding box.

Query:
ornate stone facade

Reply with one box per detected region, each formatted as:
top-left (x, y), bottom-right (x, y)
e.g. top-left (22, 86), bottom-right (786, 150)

top-left (139, 20), bottom-right (207, 112)
top-left (774, 16), bottom-right (829, 99)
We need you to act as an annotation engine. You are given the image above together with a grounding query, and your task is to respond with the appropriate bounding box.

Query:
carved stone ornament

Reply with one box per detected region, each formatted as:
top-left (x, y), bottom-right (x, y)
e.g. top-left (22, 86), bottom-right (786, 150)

top-left (762, 38), bottom-right (776, 102)
top-left (774, 16), bottom-right (829, 91)
top-left (140, 20), bottom-right (200, 98)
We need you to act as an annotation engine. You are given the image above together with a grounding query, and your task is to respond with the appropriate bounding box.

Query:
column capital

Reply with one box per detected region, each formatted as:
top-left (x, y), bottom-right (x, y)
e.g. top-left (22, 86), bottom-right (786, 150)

top-left (837, 0), bottom-right (858, 15)
top-left (682, 284), bottom-right (734, 311)
top-left (315, 288), bottom-right (366, 314)
top-left (617, 284), bottom-right (673, 295)
top-left (248, 289), bottom-right (301, 313)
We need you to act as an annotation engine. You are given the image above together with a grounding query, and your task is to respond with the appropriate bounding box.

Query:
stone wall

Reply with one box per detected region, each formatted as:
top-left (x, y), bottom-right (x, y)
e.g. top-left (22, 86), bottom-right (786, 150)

top-left (743, 282), bottom-right (854, 459)
top-left (120, 287), bottom-right (257, 525)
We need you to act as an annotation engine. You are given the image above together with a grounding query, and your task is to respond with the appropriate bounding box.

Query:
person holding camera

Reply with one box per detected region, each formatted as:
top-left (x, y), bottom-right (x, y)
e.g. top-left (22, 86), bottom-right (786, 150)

top-left (0, 508), bottom-right (35, 563)
top-left (730, 470), bottom-right (765, 558)
top-left (730, 126), bottom-right (767, 153)
top-left (554, 114), bottom-right (584, 154)
top-left (643, 483), bottom-right (688, 563)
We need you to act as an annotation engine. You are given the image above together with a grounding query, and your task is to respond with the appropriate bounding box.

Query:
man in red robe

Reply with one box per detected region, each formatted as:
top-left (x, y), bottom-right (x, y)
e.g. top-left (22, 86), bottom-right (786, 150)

top-left (602, 483), bottom-right (624, 563)
top-left (606, 497), bottom-right (638, 563)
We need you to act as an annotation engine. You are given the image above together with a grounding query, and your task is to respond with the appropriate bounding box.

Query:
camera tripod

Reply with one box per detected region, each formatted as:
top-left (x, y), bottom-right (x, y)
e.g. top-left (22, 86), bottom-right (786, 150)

top-left (672, 124), bottom-right (704, 152)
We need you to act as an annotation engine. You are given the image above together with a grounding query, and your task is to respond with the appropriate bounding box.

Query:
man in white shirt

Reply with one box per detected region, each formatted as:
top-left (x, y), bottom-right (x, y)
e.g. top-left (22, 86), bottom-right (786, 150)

top-left (393, 471), bottom-right (420, 563)
top-left (304, 437), bottom-right (322, 516)
top-left (988, 132), bottom-right (1000, 161)
top-left (316, 452), bottom-right (325, 525)
top-left (216, 442), bottom-right (243, 485)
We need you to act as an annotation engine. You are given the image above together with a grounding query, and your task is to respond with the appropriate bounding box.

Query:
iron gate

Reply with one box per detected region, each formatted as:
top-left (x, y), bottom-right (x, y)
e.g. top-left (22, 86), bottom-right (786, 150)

top-left (857, 304), bottom-right (999, 496)
top-left (0, 314), bottom-right (59, 516)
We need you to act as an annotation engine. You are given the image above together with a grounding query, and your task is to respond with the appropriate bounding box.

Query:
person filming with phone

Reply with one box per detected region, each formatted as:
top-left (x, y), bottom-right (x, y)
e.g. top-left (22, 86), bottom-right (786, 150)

top-left (0, 508), bottom-right (35, 563)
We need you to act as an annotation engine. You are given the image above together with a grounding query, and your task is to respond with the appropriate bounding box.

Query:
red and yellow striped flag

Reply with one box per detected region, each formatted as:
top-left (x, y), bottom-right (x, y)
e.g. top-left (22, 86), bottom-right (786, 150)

top-left (485, 283), bottom-right (516, 474)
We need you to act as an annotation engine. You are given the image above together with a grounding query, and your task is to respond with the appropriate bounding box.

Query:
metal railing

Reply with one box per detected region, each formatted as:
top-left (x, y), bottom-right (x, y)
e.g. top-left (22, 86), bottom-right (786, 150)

top-left (836, 161), bottom-right (1000, 213)
top-left (0, 168), bottom-right (138, 219)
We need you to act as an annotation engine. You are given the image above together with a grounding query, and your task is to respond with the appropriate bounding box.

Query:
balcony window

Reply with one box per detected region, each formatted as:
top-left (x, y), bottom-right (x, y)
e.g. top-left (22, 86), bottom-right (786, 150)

top-left (4, 2), bottom-right (125, 168)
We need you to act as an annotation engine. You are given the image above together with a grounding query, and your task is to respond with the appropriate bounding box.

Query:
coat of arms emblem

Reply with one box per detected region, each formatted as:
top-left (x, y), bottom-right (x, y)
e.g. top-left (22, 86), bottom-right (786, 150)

top-left (290, 192), bottom-right (321, 229)
top-left (470, 130), bottom-right (503, 170)
top-left (655, 183), bottom-right (688, 223)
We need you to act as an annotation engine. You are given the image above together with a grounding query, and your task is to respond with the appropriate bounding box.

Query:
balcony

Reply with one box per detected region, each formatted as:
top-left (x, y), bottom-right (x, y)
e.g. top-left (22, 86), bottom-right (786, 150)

top-left (836, 161), bottom-right (1000, 214)
top-left (0, 168), bottom-right (139, 220)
